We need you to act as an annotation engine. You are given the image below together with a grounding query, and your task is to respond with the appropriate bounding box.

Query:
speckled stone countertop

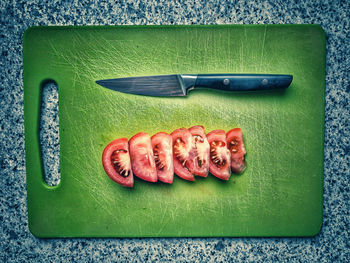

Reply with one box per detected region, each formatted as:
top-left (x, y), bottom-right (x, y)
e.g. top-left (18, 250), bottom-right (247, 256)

top-left (1, 0), bottom-right (349, 262)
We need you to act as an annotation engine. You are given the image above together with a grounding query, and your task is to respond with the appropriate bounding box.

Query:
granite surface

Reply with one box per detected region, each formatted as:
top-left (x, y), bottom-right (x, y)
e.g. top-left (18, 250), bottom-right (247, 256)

top-left (1, 0), bottom-right (349, 262)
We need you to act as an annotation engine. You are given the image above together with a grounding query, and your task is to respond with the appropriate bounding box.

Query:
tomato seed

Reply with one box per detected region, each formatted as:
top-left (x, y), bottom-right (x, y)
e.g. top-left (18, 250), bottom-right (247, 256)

top-left (198, 158), bottom-right (203, 167)
top-left (230, 140), bottom-right (238, 146)
top-left (111, 150), bottom-right (130, 177)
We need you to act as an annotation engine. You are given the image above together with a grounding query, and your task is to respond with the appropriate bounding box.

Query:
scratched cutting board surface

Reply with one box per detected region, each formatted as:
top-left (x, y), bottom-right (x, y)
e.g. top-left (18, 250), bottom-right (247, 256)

top-left (24, 25), bottom-right (325, 237)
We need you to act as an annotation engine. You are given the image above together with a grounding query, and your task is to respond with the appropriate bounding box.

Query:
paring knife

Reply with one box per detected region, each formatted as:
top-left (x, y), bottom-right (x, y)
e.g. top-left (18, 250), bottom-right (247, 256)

top-left (96, 74), bottom-right (293, 97)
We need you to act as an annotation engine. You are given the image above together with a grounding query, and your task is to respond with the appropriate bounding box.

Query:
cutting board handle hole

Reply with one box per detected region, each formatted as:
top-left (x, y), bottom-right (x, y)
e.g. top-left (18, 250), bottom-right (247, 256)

top-left (40, 80), bottom-right (61, 187)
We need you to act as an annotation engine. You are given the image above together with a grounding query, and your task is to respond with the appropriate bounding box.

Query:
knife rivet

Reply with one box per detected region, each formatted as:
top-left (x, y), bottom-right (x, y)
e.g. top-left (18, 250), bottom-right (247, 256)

top-left (223, 78), bottom-right (230, 85)
top-left (262, 79), bottom-right (268, 85)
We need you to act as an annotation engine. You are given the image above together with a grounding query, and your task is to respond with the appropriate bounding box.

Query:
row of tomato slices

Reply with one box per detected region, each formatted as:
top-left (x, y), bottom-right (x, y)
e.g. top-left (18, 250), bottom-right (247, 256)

top-left (102, 126), bottom-right (246, 187)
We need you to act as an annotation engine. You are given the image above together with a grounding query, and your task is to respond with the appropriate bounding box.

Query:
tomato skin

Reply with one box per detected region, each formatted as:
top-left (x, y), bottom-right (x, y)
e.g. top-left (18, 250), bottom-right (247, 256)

top-left (188, 125), bottom-right (210, 177)
top-left (102, 138), bottom-right (133, 188)
top-left (171, 128), bottom-right (195, 181)
top-left (226, 128), bottom-right (246, 174)
top-left (151, 132), bottom-right (174, 184)
top-left (206, 130), bottom-right (231, 180)
top-left (129, 132), bottom-right (157, 182)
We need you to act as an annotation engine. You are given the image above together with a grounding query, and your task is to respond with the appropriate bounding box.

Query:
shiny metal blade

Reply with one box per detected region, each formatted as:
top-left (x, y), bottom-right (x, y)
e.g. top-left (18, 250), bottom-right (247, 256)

top-left (96, 75), bottom-right (186, 97)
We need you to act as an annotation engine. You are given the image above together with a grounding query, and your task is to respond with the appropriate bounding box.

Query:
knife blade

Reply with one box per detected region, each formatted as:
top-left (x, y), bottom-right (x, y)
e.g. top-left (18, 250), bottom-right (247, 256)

top-left (96, 74), bottom-right (293, 97)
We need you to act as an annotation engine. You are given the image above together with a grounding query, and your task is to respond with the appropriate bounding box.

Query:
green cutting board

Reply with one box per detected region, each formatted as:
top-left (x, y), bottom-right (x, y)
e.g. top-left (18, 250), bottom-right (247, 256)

top-left (24, 25), bottom-right (325, 237)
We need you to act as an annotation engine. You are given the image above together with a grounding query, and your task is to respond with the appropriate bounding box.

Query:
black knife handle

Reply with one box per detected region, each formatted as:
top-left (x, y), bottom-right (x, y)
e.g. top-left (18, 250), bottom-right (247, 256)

top-left (194, 74), bottom-right (293, 92)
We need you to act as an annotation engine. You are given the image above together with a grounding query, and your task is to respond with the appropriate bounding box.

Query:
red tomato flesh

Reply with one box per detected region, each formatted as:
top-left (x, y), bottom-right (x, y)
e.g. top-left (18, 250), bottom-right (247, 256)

top-left (151, 132), bottom-right (174, 184)
top-left (226, 128), bottom-right (246, 174)
top-left (129, 132), bottom-right (157, 182)
top-left (188, 125), bottom-right (210, 177)
top-left (206, 130), bottom-right (231, 180)
top-left (171, 128), bottom-right (195, 181)
top-left (102, 138), bottom-right (133, 188)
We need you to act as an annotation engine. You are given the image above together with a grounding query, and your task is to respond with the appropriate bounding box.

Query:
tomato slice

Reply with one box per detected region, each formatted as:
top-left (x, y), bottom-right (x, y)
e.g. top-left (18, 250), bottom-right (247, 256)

top-left (151, 132), bottom-right (174, 184)
top-left (188, 125), bottom-right (210, 177)
top-left (171, 128), bottom-right (195, 181)
top-left (129, 132), bottom-right (157, 182)
top-left (102, 138), bottom-right (133, 188)
top-left (206, 130), bottom-right (231, 180)
top-left (226, 128), bottom-right (246, 174)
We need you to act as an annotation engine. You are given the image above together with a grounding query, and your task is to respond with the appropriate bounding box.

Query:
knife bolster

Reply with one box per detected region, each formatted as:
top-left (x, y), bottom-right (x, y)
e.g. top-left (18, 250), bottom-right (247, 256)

top-left (179, 74), bottom-right (198, 94)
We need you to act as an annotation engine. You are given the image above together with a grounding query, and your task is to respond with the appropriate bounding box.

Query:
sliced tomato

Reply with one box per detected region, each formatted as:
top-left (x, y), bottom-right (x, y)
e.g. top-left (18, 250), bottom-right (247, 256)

top-left (188, 125), bottom-right (210, 177)
top-left (151, 132), bottom-right (174, 184)
top-left (206, 130), bottom-right (231, 180)
top-left (129, 132), bottom-right (157, 182)
top-left (102, 138), bottom-right (133, 188)
top-left (171, 128), bottom-right (195, 181)
top-left (226, 128), bottom-right (246, 174)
